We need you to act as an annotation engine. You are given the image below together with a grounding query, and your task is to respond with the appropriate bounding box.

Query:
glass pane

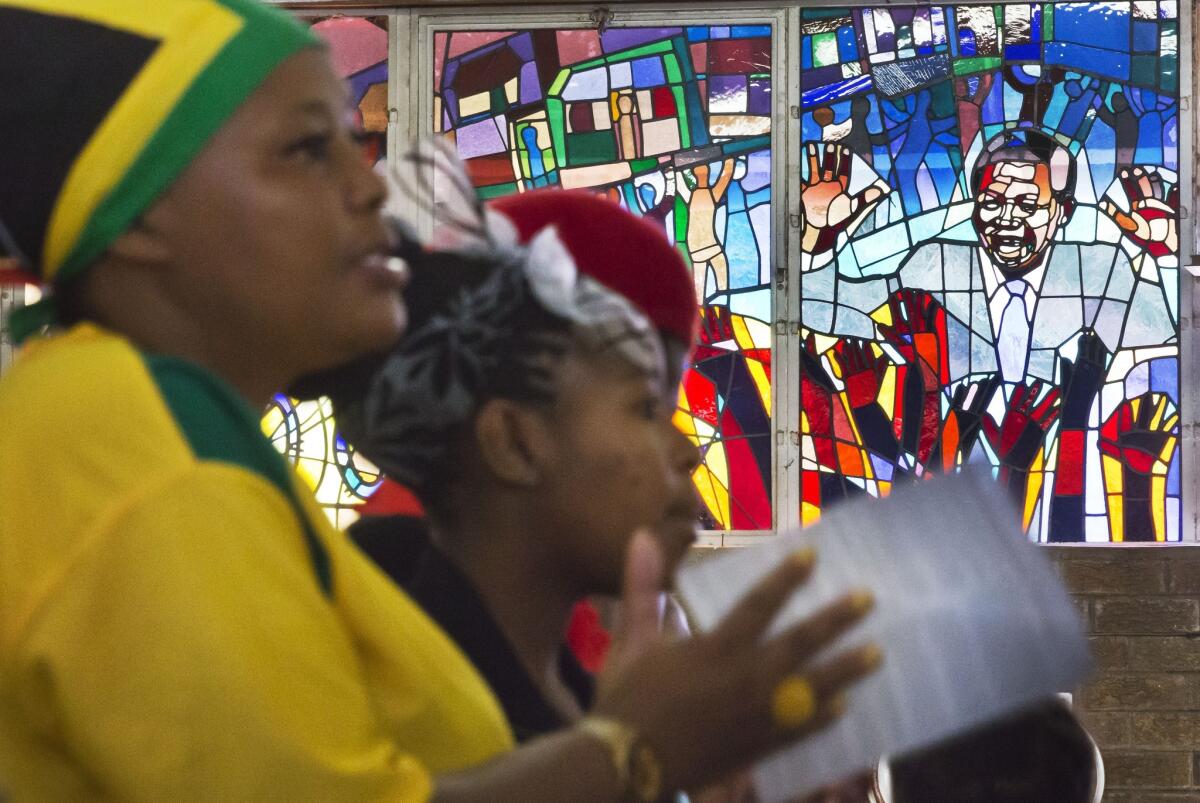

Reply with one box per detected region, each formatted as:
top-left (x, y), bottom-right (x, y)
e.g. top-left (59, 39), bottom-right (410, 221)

top-left (268, 15), bottom-right (390, 529)
top-left (797, 2), bottom-right (1182, 542)
top-left (435, 25), bottom-right (776, 530)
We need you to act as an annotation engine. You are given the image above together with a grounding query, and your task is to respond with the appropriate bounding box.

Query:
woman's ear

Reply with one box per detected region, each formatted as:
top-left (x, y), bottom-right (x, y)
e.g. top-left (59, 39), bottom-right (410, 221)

top-left (473, 399), bottom-right (556, 488)
top-left (106, 205), bottom-right (173, 268)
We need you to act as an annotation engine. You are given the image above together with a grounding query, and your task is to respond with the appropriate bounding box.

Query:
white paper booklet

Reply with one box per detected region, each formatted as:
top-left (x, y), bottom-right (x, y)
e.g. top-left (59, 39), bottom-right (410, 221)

top-left (675, 469), bottom-right (1092, 803)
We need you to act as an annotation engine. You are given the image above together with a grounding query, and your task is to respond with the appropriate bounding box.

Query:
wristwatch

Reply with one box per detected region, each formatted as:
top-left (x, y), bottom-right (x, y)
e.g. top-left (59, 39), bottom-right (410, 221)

top-left (577, 716), bottom-right (664, 803)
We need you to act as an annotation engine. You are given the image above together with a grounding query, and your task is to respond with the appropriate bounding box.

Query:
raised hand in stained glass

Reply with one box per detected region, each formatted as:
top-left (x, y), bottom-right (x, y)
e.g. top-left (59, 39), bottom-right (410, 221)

top-left (983, 380), bottom-right (1061, 514)
top-left (1099, 392), bottom-right (1179, 542)
top-left (799, 333), bottom-right (838, 470)
top-left (1047, 332), bottom-right (1111, 540)
top-left (832, 339), bottom-right (900, 464)
top-left (1059, 331), bottom-right (1110, 430)
top-left (1100, 167), bottom-right (1179, 259)
top-left (877, 289), bottom-right (949, 467)
top-left (799, 142), bottom-right (888, 261)
top-left (933, 375), bottom-right (1001, 474)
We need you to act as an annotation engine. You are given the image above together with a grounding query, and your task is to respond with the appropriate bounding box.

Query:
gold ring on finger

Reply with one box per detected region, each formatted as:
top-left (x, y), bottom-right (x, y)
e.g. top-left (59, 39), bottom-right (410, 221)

top-left (771, 674), bottom-right (817, 730)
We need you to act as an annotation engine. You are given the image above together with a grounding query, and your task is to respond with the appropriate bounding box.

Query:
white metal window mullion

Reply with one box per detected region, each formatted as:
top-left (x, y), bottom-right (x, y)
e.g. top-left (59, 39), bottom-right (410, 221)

top-left (0, 285), bottom-right (23, 377)
top-left (388, 10), bottom-right (418, 165)
top-left (1179, 0), bottom-right (1198, 541)
top-left (779, 2), bottom-right (804, 538)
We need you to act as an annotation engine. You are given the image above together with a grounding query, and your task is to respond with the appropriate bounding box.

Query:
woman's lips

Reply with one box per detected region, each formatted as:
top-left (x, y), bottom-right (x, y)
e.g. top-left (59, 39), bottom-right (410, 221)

top-left (357, 253), bottom-right (410, 290)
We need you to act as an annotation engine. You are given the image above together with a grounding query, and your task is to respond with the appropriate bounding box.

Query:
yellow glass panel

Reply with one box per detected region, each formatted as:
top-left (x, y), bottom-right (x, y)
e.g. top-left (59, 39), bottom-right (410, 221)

top-left (672, 409), bottom-right (697, 437)
top-left (705, 439), bottom-right (729, 485)
top-left (731, 315), bottom-right (754, 350)
top-left (692, 464), bottom-right (730, 529)
top-left (1152, 476), bottom-right (1167, 541)
top-left (1102, 454), bottom-right (1123, 495)
top-left (747, 358), bottom-right (772, 417)
top-left (459, 91), bottom-right (491, 118)
top-left (1158, 437), bottom-right (1179, 466)
top-left (1107, 493), bottom-right (1125, 542)
top-left (878, 365), bottom-right (896, 415)
top-left (1023, 451), bottom-right (1044, 532)
top-left (870, 302), bottom-right (894, 327)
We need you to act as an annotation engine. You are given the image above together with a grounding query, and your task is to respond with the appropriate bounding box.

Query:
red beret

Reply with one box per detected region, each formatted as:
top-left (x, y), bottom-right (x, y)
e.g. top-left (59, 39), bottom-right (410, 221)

top-left (490, 190), bottom-right (698, 345)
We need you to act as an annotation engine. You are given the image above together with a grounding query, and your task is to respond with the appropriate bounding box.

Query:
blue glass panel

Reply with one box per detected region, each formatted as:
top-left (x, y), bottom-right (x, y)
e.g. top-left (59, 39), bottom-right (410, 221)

top-left (631, 56), bottom-right (666, 88)
top-left (1054, 2), bottom-right (1130, 50)
top-left (1133, 21), bottom-right (1159, 51)
top-left (732, 25), bottom-right (772, 38)
top-left (1045, 42), bottom-right (1130, 81)
top-left (838, 25), bottom-right (859, 61)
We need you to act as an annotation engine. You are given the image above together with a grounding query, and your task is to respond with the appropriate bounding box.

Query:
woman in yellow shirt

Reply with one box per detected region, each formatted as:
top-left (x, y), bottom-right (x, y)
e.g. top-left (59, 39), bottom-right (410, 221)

top-left (0, 2), bottom-right (878, 800)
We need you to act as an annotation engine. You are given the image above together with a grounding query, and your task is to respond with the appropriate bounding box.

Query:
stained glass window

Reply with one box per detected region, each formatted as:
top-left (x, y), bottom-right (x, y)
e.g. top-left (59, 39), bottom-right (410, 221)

top-left (434, 25), bottom-right (776, 530)
top-left (266, 15), bottom-right (390, 527)
top-left (796, 2), bottom-right (1183, 541)
top-left (312, 15), bottom-right (390, 163)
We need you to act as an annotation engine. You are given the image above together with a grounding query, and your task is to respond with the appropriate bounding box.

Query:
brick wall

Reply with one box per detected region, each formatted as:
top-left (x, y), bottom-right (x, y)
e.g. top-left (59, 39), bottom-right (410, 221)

top-left (1052, 547), bottom-right (1200, 801)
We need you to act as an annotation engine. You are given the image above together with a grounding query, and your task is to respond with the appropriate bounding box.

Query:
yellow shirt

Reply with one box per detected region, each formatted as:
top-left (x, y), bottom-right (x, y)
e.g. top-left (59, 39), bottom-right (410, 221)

top-left (0, 324), bottom-right (513, 801)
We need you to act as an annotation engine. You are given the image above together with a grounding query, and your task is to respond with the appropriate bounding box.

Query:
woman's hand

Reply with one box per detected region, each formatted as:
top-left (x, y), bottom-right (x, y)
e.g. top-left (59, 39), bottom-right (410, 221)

top-left (432, 533), bottom-right (879, 803)
top-left (594, 531), bottom-right (881, 793)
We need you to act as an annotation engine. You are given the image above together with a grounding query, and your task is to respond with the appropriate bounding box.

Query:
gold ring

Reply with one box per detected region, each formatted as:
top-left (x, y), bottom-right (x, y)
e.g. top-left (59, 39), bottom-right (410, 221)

top-left (771, 674), bottom-right (817, 729)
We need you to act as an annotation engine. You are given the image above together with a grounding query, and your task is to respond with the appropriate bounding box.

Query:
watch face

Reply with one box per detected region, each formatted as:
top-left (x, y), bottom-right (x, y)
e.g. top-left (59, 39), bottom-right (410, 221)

top-left (630, 743), bottom-right (663, 802)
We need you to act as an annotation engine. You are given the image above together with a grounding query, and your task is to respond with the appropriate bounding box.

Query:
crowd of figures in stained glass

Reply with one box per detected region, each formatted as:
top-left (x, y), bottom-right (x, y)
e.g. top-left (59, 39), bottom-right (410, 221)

top-left (265, 16), bottom-right (389, 527)
top-left (434, 26), bottom-right (776, 530)
top-left (797, 1), bottom-right (1183, 541)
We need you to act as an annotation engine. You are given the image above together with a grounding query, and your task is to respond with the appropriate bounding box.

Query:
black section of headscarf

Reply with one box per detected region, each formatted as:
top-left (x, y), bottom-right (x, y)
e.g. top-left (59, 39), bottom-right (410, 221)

top-left (329, 244), bottom-right (572, 496)
top-left (0, 9), bottom-right (158, 272)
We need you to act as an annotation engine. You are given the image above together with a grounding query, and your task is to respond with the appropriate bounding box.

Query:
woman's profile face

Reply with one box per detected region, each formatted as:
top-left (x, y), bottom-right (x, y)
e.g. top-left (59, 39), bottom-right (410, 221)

top-left (534, 342), bottom-right (701, 595)
top-left (146, 47), bottom-right (406, 382)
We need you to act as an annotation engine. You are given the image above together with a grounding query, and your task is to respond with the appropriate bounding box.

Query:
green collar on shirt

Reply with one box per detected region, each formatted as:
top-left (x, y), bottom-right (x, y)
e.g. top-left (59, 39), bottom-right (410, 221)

top-left (144, 353), bottom-right (333, 597)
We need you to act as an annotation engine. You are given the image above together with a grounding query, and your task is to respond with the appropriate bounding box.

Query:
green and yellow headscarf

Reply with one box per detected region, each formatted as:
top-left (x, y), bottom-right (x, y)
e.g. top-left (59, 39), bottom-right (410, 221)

top-left (0, 0), bottom-right (318, 340)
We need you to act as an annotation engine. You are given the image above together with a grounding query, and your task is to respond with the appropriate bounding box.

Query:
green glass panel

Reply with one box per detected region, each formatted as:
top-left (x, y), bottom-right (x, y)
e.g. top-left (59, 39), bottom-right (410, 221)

top-left (629, 157), bottom-right (659, 174)
top-left (675, 85), bottom-right (692, 148)
top-left (477, 181), bottom-right (520, 199)
top-left (547, 97), bottom-right (567, 162)
top-left (1160, 53), bottom-right (1177, 92)
top-left (953, 56), bottom-right (1002, 76)
top-left (812, 32), bottom-right (839, 67)
top-left (673, 194), bottom-right (688, 243)
top-left (566, 130), bottom-right (617, 166)
top-left (803, 8), bottom-right (848, 19)
top-left (548, 69), bottom-right (570, 95)
top-left (664, 53), bottom-right (683, 84)
top-left (1131, 54), bottom-right (1158, 87)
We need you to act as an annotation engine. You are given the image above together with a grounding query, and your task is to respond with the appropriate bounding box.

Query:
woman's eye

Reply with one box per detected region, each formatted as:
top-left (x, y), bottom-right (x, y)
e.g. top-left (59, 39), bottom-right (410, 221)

top-left (285, 133), bottom-right (332, 162)
top-left (640, 397), bottom-right (665, 420)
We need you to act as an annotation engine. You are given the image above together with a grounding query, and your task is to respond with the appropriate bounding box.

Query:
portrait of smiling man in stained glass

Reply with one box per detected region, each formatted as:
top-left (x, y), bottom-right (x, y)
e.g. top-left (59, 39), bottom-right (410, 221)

top-left (795, 1), bottom-right (1182, 543)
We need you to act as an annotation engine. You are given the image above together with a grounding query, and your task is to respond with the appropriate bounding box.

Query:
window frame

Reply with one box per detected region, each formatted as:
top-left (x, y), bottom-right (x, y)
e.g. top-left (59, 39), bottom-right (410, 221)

top-left (293, 1), bottom-right (1198, 543)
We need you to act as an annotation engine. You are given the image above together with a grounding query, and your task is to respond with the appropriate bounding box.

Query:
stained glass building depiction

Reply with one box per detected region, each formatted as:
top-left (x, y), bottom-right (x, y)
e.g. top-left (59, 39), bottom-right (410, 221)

top-left (434, 26), bottom-right (777, 530)
top-left (795, 2), bottom-right (1182, 541)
